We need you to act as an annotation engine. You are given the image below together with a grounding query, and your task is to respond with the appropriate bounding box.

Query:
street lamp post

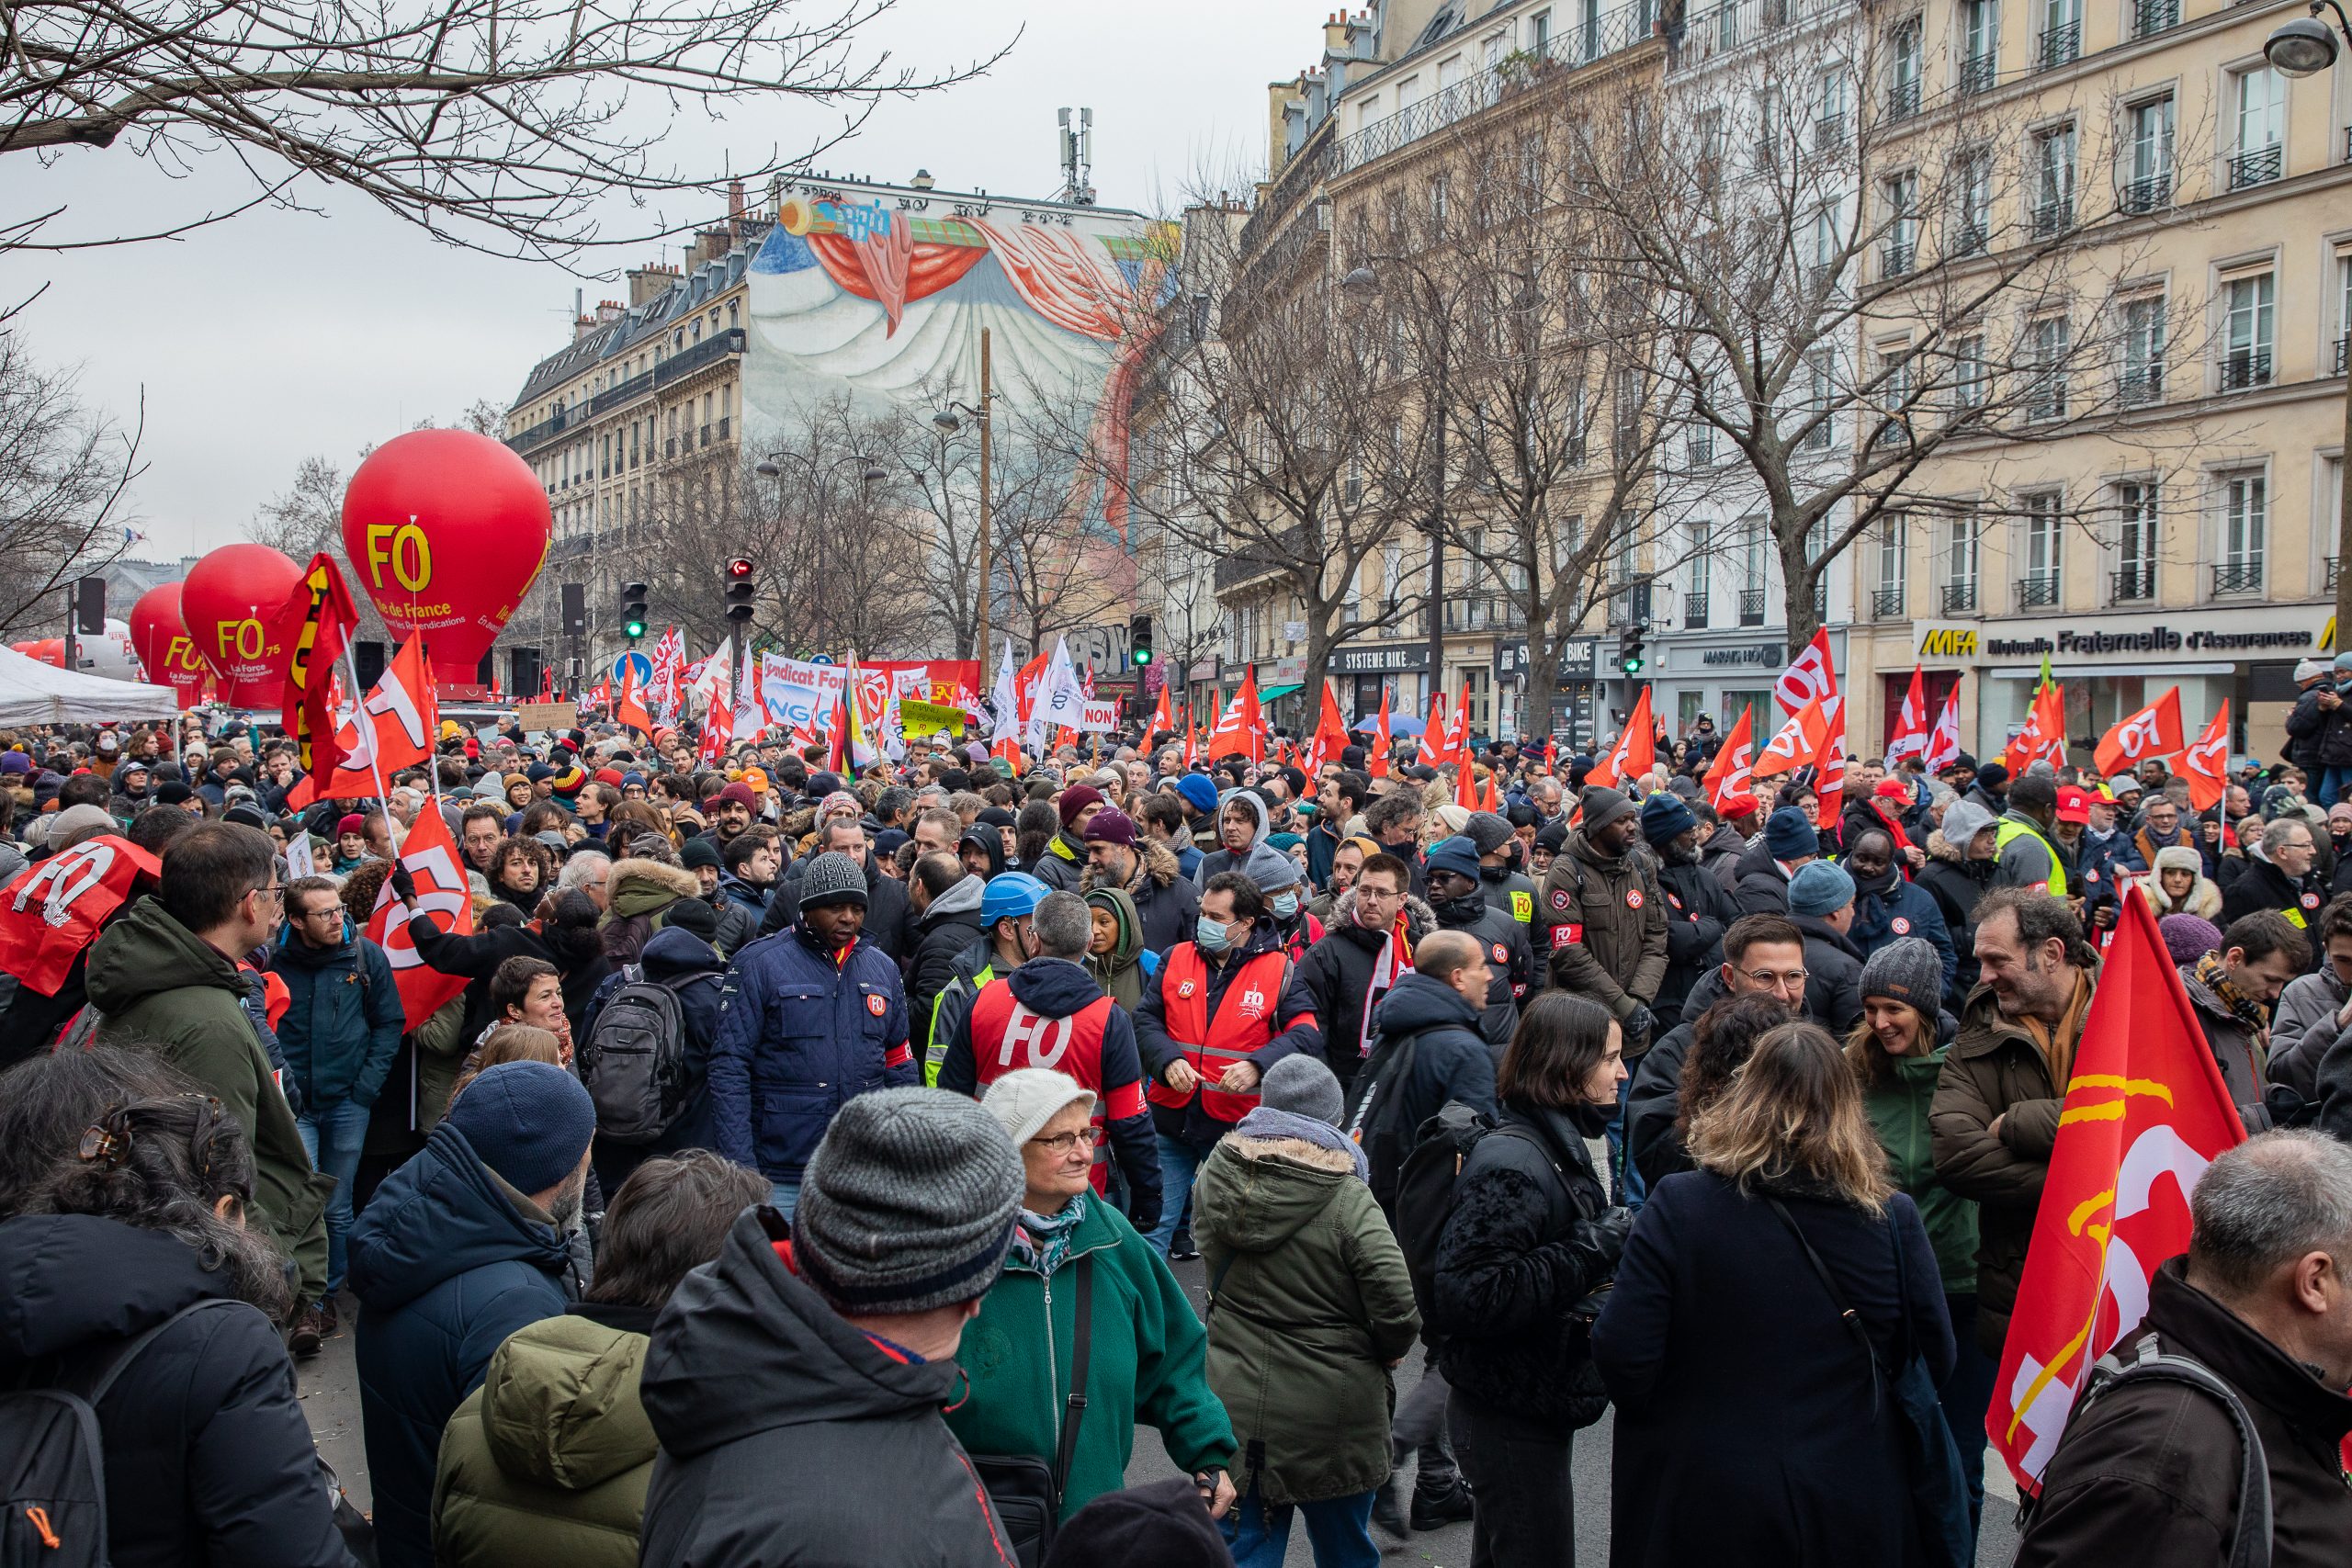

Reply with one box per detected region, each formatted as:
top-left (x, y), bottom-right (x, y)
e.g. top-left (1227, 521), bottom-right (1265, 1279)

top-left (933, 326), bottom-right (995, 668)
top-left (2266, 1), bottom-right (2352, 645)
top-left (1343, 257), bottom-right (1450, 715)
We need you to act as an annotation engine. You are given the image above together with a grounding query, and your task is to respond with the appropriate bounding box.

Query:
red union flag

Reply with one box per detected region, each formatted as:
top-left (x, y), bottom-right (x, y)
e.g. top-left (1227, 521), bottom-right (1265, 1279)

top-left (1702, 704), bottom-right (1756, 811)
top-left (2177, 699), bottom-right (2231, 812)
top-left (286, 636), bottom-right (436, 808)
top-left (1775, 627), bottom-right (1838, 717)
top-left (1989, 891), bottom-right (2246, 1490)
top-left (1924, 682), bottom-right (1964, 773)
top-left (2092, 687), bottom-right (2183, 778)
top-left (366, 806), bottom-right (474, 1030)
top-left (1751, 694), bottom-right (1830, 780)
top-left (2003, 682), bottom-right (2068, 777)
top-left (0, 835), bottom-right (162, 997)
top-left (1588, 686), bottom-right (1656, 790)
top-left (1299, 681), bottom-right (1349, 781)
top-left (1885, 666), bottom-right (1931, 769)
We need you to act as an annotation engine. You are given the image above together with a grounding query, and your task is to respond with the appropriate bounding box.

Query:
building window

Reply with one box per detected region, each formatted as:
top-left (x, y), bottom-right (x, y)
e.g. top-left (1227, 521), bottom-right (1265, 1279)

top-left (2222, 273), bottom-right (2275, 391)
top-left (1951, 333), bottom-right (1989, 413)
top-left (2229, 67), bottom-right (2286, 189)
top-left (1882, 172), bottom-right (1917, 276)
top-left (1960, 0), bottom-right (1998, 94)
top-left (2121, 95), bottom-right (2175, 212)
top-left (2018, 491), bottom-right (2063, 606)
top-left (2337, 253), bottom-right (2352, 377)
top-left (2036, 0), bottom-right (2080, 69)
top-left (1874, 516), bottom-right (1907, 618)
top-left (1740, 517), bottom-right (1768, 624)
top-left (1952, 151), bottom-right (1992, 255)
top-left (2027, 315), bottom-right (2070, 421)
top-left (1687, 524), bottom-right (1713, 628)
top-left (2114, 481), bottom-right (2158, 600)
top-left (2215, 471), bottom-right (2267, 593)
top-left (1887, 20), bottom-right (1923, 119)
top-left (2032, 124), bottom-right (2075, 234)
top-left (1430, 174), bottom-right (1450, 225)
top-left (1755, 88), bottom-right (1781, 173)
top-left (1944, 514), bottom-right (1980, 611)
top-left (2121, 295), bottom-right (2166, 405)
top-left (1529, 8), bottom-right (1551, 52)
top-left (1801, 350), bottom-right (1836, 450)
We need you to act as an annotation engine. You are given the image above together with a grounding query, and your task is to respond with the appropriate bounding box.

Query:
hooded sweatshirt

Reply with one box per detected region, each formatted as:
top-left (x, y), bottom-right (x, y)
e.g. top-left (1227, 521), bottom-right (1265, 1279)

top-left (1193, 789), bottom-right (1270, 887)
top-left (637, 1210), bottom-right (1017, 1568)
top-left (1083, 885), bottom-right (1153, 1011)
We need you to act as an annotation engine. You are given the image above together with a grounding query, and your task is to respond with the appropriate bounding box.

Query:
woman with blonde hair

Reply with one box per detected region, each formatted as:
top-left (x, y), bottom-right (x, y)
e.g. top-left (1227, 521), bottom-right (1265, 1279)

top-left (447, 1024), bottom-right (562, 1104)
top-left (1594, 1020), bottom-right (1957, 1567)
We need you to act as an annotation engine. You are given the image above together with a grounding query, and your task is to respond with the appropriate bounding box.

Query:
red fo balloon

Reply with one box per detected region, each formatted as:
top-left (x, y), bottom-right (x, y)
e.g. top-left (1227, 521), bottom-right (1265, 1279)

top-left (340, 429), bottom-right (553, 684)
top-left (182, 544), bottom-right (301, 707)
top-left (129, 582), bottom-right (211, 710)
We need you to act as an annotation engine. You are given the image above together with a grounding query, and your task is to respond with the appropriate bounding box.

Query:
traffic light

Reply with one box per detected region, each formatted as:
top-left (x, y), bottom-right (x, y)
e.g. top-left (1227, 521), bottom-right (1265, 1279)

top-left (725, 558), bottom-right (756, 624)
top-left (619, 581), bottom-right (649, 642)
top-left (1129, 613), bottom-right (1154, 668)
top-left (1618, 621), bottom-right (1647, 675)
top-left (74, 578), bottom-right (106, 636)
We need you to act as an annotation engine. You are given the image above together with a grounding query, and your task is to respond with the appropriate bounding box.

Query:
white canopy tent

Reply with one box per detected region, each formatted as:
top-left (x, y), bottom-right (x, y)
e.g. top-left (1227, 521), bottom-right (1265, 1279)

top-left (0, 641), bottom-right (183, 726)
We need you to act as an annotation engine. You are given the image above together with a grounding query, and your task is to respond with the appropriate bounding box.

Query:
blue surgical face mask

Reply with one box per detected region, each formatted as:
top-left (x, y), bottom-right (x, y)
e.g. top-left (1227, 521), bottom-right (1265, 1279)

top-left (1271, 891), bottom-right (1300, 919)
top-left (1195, 915), bottom-right (1233, 953)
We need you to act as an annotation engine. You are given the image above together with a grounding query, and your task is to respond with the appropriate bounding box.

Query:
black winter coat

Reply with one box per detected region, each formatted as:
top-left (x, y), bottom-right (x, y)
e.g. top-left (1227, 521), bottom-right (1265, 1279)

top-left (1295, 888), bottom-right (1435, 1096)
top-left (1357, 971), bottom-right (1498, 1208)
top-left (2016, 1259), bottom-right (2352, 1568)
top-left (1594, 1171), bottom-right (1953, 1568)
top-left (1916, 833), bottom-right (1995, 996)
top-left (1652, 850), bottom-right (1737, 1029)
top-left (2282, 684), bottom-right (2330, 773)
top-left (1623, 965), bottom-right (1729, 1190)
top-left (1729, 836), bottom-right (1794, 915)
top-left (906, 872), bottom-right (989, 1043)
top-left (1080, 840), bottom-right (1201, 958)
top-left (760, 852), bottom-right (911, 961)
top-left (406, 913), bottom-right (561, 1048)
top-left (1429, 1101), bottom-right (1616, 1433)
top-left (2218, 852), bottom-right (2325, 947)
top-left (639, 1209), bottom-right (1015, 1568)
top-left (1791, 913), bottom-right (1866, 1032)
top-left (582, 925), bottom-right (729, 1190)
top-left (1431, 887), bottom-right (1534, 1047)
top-left (0, 1215), bottom-right (355, 1568)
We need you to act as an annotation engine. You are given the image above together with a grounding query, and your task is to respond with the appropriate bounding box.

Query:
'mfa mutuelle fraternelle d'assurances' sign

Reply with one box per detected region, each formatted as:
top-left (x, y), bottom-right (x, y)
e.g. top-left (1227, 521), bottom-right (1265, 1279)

top-left (1912, 606), bottom-right (2330, 667)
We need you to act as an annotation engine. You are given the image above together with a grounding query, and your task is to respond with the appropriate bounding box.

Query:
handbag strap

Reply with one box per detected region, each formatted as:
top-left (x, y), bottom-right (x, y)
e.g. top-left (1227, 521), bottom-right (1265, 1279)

top-left (1051, 1255), bottom-right (1093, 1501)
top-left (1766, 1196), bottom-right (1884, 1416)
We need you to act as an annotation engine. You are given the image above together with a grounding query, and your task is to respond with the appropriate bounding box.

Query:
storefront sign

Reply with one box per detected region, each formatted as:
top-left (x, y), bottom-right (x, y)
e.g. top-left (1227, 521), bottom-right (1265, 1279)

top-left (1698, 643), bottom-right (1788, 668)
top-left (1919, 608), bottom-right (2327, 666)
top-left (1253, 656), bottom-right (1307, 688)
top-left (1913, 623), bottom-right (1980, 660)
top-left (1331, 644), bottom-right (1430, 673)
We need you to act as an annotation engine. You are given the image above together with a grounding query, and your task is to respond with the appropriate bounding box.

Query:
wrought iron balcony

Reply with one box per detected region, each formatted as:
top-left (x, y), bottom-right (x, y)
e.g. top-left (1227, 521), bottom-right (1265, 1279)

top-left (2118, 367), bottom-right (2165, 407)
top-left (2118, 174), bottom-right (2171, 214)
top-left (1813, 582), bottom-right (1828, 619)
top-left (1882, 240), bottom-right (1916, 278)
top-left (1738, 589), bottom-right (1767, 626)
top-left (1942, 581), bottom-right (1978, 614)
top-left (1958, 55), bottom-right (1996, 96)
top-left (1684, 592), bottom-right (1711, 628)
top-left (2228, 145), bottom-right (2282, 190)
top-left (2329, 557), bottom-right (2340, 592)
top-left (2112, 564), bottom-right (2155, 603)
top-left (1815, 115), bottom-right (1846, 152)
top-left (2132, 0), bottom-right (2178, 35)
top-left (2335, 335), bottom-right (2348, 377)
top-left (1885, 81), bottom-right (1920, 122)
top-left (2016, 572), bottom-right (2060, 609)
top-left (1871, 586), bottom-right (1905, 620)
top-left (2220, 348), bottom-right (2272, 391)
top-left (2036, 21), bottom-right (2079, 70)
top-left (1951, 220), bottom-right (1990, 258)
top-left (2211, 561), bottom-right (2264, 596)
top-left (2030, 198), bottom-right (2073, 239)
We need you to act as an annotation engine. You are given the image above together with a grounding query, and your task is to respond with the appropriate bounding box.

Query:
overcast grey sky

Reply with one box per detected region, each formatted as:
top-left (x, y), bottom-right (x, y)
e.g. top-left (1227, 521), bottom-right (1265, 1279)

top-left (0, 1), bottom-right (1308, 560)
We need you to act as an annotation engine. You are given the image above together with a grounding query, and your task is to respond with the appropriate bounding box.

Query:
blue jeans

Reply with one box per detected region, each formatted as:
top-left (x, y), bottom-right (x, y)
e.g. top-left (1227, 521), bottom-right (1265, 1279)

top-left (2322, 766), bottom-right (2352, 807)
top-left (1604, 1072), bottom-right (1646, 1211)
top-left (768, 1179), bottom-right (800, 1220)
top-left (297, 1097), bottom-right (372, 1300)
top-left (1147, 1132), bottom-right (1216, 1256)
top-left (1937, 1292), bottom-right (1997, 1537)
top-left (1222, 1485), bottom-right (1379, 1568)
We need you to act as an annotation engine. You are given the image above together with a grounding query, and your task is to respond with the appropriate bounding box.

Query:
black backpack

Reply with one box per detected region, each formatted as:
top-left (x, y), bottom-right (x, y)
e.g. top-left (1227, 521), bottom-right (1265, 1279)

top-left (0, 1299), bottom-right (247, 1566)
top-left (577, 967), bottom-right (694, 1144)
top-left (1388, 1102), bottom-right (1565, 1317)
top-left (1345, 1030), bottom-right (1423, 1210)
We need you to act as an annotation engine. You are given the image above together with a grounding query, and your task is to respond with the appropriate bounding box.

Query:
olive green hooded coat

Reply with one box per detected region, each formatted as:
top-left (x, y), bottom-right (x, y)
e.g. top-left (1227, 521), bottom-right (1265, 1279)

top-left (1193, 1132), bottom-right (1421, 1506)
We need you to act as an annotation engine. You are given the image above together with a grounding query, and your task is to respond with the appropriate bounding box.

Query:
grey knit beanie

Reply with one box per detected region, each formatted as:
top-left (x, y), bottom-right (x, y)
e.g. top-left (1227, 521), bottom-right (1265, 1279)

top-left (1463, 811), bottom-right (1515, 858)
top-left (1259, 1055), bottom-right (1344, 1127)
top-left (1859, 936), bottom-right (1941, 1018)
top-left (791, 1088), bottom-right (1023, 1314)
top-left (796, 849), bottom-right (870, 912)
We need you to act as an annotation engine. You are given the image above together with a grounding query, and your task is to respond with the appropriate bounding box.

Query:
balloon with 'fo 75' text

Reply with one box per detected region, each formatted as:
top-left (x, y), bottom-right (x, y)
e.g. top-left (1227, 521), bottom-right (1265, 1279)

top-left (340, 429), bottom-right (553, 685)
top-left (129, 583), bottom-right (210, 710)
top-left (181, 545), bottom-right (301, 707)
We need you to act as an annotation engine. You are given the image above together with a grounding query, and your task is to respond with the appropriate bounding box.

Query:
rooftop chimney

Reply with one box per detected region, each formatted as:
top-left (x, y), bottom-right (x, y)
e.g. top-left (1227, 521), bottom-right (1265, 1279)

top-left (911, 168), bottom-right (936, 190)
top-left (728, 178), bottom-right (746, 222)
top-left (626, 265), bottom-right (672, 307)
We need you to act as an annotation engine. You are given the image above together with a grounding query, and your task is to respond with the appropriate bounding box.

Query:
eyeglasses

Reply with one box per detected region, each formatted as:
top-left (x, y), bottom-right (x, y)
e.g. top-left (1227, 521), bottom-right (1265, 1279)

top-left (1740, 968), bottom-right (1809, 988)
top-left (1356, 886), bottom-right (1405, 903)
top-left (1028, 1128), bottom-right (1101, 1156)
top-left (252, 885), bottom-right (284, 905)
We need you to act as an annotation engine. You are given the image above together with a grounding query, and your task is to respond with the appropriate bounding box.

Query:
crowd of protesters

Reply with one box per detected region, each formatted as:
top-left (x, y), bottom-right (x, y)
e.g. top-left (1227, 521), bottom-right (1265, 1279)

top-left (0, 697), bottom-right (2347, 1568)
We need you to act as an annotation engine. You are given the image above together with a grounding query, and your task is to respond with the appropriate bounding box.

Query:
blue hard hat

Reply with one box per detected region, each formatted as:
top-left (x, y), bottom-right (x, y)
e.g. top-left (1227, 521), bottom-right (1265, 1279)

top-left (979, 872), bottom-right (1050, 925)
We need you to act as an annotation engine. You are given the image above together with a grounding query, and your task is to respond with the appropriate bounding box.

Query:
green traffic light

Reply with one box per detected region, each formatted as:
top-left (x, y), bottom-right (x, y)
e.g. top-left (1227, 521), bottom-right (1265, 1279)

top-left (625, 621), bottom-right (646, 639)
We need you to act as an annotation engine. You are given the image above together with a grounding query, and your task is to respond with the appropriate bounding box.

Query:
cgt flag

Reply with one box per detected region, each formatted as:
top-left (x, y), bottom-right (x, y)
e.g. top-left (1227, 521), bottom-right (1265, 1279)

top-left (1588, 686), bottom-right (1655, 791)
top-left (364, 806), bottom-right (474, 1031)
top-left (1702, 704), bottom-right (1756, 812)
top-left (1924, 681), bottom-right (1965, 773)
top-left (1989, 890), bottom-right (2246, 1491)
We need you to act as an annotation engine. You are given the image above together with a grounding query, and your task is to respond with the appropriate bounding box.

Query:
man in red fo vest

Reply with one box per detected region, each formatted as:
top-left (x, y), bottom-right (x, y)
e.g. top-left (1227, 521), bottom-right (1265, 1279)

top-left (1133, 870), bottom-right (1323, 1258)
top-left (938, 892), bottom-right (1162, 1232)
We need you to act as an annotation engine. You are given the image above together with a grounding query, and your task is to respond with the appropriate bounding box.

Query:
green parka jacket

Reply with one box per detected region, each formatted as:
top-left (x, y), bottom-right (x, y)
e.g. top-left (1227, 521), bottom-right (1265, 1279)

top-left (432, 1303), bottom-right (660, 1568)
top-left (1862, 1044), bottom-right (1980, 1293)
top-left (85, 895), bottom-right (332, 1301)
top-left (1193, 1131), bottom-right (1422, 1507)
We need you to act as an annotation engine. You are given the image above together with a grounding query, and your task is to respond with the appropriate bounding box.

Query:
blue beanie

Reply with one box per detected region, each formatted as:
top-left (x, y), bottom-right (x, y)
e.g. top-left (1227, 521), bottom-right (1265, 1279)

top-left (1639, 791), bottom-right (1697, 844)
top-left (1175, 773), bottom-right (1220, 814)
top-left (1425, 835), bottom-right (1484, 883)
top-left (445, 1061), bottom-right (595, 1196)
top-left (1788, 859), bottom-right (1857, 918)
top-left (1765, 807), bottom-right (1817, 860)
top-left (980, 871), bottom-right (1049, 925)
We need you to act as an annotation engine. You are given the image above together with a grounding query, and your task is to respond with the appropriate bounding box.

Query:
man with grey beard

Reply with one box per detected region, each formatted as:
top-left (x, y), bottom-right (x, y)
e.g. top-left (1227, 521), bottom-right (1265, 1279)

top-left (349, 1059), bottom-right (595, 1568)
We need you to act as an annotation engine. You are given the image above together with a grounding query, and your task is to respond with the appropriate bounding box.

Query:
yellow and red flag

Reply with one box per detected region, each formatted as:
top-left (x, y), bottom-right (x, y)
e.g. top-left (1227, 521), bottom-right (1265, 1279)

top-left (1989, 891), bottom-right (2246, 1491)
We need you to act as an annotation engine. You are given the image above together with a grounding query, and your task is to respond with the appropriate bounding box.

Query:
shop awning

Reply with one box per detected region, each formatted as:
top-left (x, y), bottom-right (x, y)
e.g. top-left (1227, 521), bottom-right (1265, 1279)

top-left (1258, 683), bottom-right (1303, 703)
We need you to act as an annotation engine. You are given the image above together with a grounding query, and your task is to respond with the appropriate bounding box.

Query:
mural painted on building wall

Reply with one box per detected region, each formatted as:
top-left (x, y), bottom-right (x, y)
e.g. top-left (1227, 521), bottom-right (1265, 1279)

top-left (742, 177), bottom-right (1167, 541)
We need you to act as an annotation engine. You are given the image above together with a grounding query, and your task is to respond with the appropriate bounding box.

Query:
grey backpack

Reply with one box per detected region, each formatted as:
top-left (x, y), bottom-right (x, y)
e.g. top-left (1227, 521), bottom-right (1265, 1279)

top-left (578, 967), bottom-right (692, 1144)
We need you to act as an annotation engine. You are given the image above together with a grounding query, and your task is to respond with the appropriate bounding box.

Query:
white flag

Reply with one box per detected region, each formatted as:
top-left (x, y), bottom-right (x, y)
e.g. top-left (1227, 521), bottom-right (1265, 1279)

top-left (1026, 638), bottom-right (1088, 747)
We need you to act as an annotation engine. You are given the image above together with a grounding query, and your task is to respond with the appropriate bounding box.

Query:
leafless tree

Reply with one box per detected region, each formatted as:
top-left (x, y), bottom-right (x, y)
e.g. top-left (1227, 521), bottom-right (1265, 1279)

top-left (0, 333), bottom-right (144, 637)
top-left (1572, 6), bottom-right (2209, 643)
top-left (1, 0), bottom-right (1011, 258)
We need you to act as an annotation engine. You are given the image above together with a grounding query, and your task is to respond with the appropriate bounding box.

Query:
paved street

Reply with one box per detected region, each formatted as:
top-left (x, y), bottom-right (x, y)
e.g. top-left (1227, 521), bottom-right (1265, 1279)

top-left (298, 1257), bottom-right (2021, 1566)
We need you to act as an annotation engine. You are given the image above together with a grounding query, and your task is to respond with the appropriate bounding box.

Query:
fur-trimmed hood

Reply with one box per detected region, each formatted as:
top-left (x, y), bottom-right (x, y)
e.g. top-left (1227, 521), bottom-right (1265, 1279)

top-left (1326, 885), bottom-right (1438, 943)
top-left (605, 855), bottom-right (701, 917)
top-left (1080, 837), bottom-right (1183, 897)
top-left (1195, 1133), bottom-right (1357, 1252)
top-left (2138, 845), bottom-right (2223, 920)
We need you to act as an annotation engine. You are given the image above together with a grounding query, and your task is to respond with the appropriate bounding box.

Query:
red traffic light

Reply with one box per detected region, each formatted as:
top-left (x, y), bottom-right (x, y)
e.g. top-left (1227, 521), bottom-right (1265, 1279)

top-left (726, 558), bottom-right (753, 579)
